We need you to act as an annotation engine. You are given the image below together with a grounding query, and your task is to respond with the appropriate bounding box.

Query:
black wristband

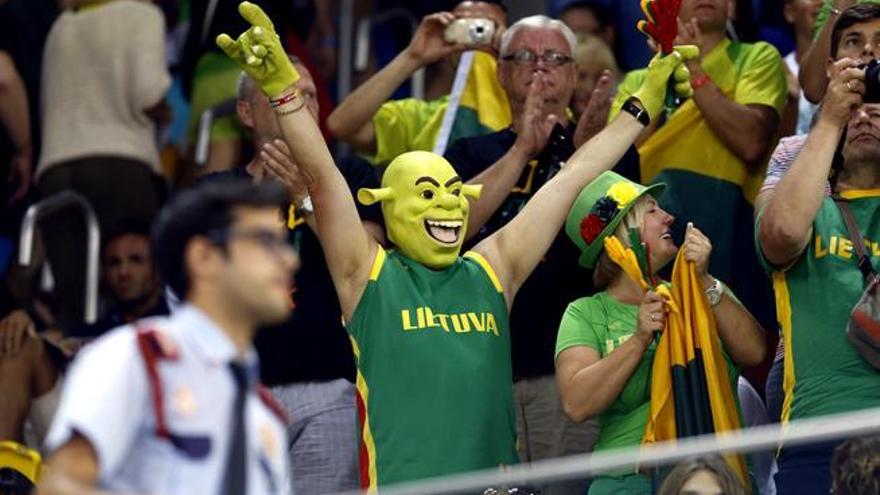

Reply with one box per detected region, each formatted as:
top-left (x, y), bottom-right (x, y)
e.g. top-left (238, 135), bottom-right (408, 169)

top-left (622, 97), bottom-right (650, 126)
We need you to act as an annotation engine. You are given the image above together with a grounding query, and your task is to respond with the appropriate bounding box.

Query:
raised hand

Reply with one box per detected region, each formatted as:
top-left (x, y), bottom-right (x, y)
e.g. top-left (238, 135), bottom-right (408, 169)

top-left (632, 45), bottom-right (699, 121)
top-left (820, 57), bottom-right (865, 129)
top-left (574, 70), bottom-right (615, 147)
top-left (514, 75), bottom-right (560, 158)
top-left (216, 2), bottom-right (299, 97)
top-left (675, 17), bottom-right (704, 58)
top-left (405, 12), bottom-right (467, 66)
top-left (636, 290), bottom-right (667, 345)
top-left (682, 222), bottom-right (712, 278)
top-left (258, 139), bottom-right (313, 202)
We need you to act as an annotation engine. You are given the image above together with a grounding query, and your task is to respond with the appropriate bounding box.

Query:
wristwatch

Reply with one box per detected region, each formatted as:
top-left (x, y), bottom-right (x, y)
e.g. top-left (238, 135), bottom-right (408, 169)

top-left (297, 195), bottom-right (314, 215)
top-left (621, 97), bottom-right (650, 126)
top-left (705, 277), bottom-right (723, 307)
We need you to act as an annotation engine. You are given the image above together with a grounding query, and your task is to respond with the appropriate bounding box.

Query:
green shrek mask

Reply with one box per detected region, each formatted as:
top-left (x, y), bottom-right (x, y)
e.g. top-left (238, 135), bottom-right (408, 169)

top-left (358, 151), bottom-right (482, 269)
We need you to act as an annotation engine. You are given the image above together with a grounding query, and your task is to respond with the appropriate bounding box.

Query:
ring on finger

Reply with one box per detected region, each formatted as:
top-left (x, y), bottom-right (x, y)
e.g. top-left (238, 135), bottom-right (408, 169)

top-left (650, 313), bottom-right (657, 322)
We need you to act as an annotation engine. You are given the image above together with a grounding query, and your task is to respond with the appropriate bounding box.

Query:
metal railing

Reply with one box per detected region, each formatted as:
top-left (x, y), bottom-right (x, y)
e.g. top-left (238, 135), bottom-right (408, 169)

top-left (334, 406), bottom-right (880, 495)
top-left (194, 99), bottom-right (239, 167)
top-left (18, 191), bottom-right (100, 324)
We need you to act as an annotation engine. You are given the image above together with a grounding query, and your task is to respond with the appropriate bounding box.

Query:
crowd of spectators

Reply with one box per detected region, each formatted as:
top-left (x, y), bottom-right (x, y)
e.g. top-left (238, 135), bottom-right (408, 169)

top-left (0, 0), bottom-right (879, 494)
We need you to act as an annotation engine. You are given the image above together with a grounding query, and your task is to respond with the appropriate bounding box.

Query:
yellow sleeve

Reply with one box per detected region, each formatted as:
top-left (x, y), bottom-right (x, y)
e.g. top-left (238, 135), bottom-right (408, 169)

top-left (733, 42), bottom-right (788, 117)
top-left (368, 97), bottom-right (448, 165)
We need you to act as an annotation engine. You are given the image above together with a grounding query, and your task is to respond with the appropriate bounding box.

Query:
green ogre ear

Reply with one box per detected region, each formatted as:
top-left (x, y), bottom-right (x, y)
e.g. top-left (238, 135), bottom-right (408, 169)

top-left (461, 184), bottom-right (482, 200)
top-left (357, 187), bottom-right (395, 206)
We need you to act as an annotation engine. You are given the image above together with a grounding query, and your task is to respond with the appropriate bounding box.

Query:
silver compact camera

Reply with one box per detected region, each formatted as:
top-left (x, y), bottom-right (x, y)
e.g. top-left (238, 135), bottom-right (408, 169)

top-left (443, 18), bottom-right (496, 46)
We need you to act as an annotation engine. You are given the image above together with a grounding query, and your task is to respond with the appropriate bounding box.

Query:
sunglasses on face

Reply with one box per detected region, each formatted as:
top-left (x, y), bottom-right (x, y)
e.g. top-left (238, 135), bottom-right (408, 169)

top-left (208, 228), bottom-right (296, 259)
top-left (501, 49), bottom-right (573, 67)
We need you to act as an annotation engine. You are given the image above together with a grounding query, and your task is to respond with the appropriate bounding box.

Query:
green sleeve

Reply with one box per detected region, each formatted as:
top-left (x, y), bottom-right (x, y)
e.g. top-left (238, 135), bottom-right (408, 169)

top-left (813, 1), bottom-right (833, 39)
top-left (753, 206), bottom-right (777, 276)
top-left (368, 97), bottom-right (447, 165)
top-left (555, 297), bottom-right (606, 359)
top-left (608, 69), bottom-right (647, 124)
top-left (814, 0), bottom-right (880, 39)
top-left (733, 42), bottom-right (788, 117)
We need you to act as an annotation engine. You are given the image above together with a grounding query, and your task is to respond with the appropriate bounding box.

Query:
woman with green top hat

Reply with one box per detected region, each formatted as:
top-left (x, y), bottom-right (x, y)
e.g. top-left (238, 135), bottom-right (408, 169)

top-left (554, 171), bottom-right (766, 495)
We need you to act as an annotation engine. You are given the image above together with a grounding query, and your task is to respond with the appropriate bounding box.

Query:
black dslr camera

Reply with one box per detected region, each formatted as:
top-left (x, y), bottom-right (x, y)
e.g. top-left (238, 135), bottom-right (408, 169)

top-left (861, 59), bottom-right (880, 103)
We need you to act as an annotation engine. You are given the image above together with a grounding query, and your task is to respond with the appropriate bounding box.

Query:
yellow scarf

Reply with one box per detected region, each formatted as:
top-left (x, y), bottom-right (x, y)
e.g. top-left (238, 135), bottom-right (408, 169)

top-left (604, 236), bottom-right (750, 490)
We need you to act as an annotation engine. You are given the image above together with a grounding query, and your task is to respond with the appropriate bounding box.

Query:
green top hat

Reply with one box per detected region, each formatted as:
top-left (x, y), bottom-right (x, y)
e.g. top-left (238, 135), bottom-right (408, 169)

top-left (565, 171), bottom-right (665, 269)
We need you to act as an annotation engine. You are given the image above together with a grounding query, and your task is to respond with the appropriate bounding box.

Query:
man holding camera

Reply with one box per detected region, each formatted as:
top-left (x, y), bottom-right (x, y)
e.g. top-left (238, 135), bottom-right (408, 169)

top-left (757, 4), bottom-right (880, 493)
top-left (327, 1), bottom-right (508, 165)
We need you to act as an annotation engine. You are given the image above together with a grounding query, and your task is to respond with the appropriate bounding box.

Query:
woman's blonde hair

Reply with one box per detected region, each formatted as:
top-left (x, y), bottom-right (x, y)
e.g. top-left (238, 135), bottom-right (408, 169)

top-left (574, 33), bottom-right (620, 78)
top-left (591, 196), bottom-right (652, 289)
top-left (656, 457), bottom-right (747, 495)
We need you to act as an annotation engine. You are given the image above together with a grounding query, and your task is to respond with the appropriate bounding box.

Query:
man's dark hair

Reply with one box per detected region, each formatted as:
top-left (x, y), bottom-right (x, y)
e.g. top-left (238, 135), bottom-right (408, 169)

top-left (151, 179), bottom-right (286, 298)
top-left (831, 436), bottom-right (880, 495)
top-left (101, 218), bottom-right (152, 257)
top-left (831, 3), bottom-right (880, 58)
top-left (559, 1), bottom-right (612, 29)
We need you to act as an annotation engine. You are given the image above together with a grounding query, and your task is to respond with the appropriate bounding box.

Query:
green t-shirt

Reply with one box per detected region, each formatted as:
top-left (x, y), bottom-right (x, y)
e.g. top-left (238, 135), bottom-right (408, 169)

top-left (556, 292), bottom-right (655, 454)
top-left (347, 247), bottom-right (518, 489)
top-left (555, 291), bottom-right (741, 453)
top-left (756, 194), bottom-right (880, 422)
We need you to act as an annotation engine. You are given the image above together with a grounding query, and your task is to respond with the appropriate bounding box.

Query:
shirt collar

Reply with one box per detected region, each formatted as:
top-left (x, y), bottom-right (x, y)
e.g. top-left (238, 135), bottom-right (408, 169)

top-left (173, 304), bottom-right (260, 377)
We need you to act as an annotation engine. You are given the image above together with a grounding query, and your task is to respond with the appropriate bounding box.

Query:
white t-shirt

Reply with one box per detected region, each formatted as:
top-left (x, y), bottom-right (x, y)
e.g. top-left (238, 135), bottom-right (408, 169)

top-left (784, 51), bottom-right (818, 136)
top-left (37, 0), bottom-right (171, 176)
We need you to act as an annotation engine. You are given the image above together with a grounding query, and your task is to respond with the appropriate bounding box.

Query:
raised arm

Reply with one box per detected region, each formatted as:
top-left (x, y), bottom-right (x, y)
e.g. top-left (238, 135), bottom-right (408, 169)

top-left (472, 47), bottom-right (698, 305)
top-left (326, 13), bottom-right (465, 153)
top-left (683, 223), bottom-right (766, 367)
top-left (799, 0), bottom-right (856, 103)
top-left (217, 2), bottom-right (375, 319)
top-left (759, 58), bottom-right (862, 267)
top-left (678, 20), bottom-right (784, 166)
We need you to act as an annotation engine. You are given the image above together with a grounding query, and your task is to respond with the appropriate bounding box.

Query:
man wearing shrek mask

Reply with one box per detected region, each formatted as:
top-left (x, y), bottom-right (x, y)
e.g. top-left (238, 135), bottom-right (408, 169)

top-left (216, 2), bottom-right (697, 488)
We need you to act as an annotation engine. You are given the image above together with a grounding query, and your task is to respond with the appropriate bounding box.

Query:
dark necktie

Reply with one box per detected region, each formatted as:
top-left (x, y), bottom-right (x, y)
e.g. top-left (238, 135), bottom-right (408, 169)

top-left (222, 362), bottom-right (248, 495)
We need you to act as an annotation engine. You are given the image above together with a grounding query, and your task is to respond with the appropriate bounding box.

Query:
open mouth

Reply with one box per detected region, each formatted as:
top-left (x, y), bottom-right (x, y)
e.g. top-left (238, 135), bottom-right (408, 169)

top-left (660, 231), bottom-right (673, 241)
top-left (425, 219), bottom-right (463, 245)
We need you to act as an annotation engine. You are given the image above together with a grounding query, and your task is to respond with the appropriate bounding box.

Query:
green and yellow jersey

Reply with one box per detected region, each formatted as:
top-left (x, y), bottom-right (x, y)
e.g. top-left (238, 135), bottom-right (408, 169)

top-left (347, 247), bottom-right (518, 489)
top-left (757, 190), bottom-right (880, 423)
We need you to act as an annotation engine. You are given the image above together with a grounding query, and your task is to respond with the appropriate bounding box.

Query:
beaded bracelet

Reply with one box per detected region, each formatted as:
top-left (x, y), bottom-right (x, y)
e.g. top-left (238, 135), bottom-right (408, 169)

top-left (276, 98), bottom-right (306, 116)
top-left (272, 90), bottom-right (307, 116)
top-left (269, 90), bottom-right (299, 108)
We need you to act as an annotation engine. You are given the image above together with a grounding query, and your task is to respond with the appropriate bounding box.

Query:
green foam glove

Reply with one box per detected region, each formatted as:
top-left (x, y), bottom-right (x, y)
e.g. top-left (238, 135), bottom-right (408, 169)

top-left (216, 2), bottom-right (299, 97)
top-left (632, 45), bottom-right (699, 122)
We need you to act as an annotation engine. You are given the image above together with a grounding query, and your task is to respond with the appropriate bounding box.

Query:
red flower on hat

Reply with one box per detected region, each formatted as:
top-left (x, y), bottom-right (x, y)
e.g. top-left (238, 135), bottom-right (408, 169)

top-left (580, 214), bottom-right (605, 245)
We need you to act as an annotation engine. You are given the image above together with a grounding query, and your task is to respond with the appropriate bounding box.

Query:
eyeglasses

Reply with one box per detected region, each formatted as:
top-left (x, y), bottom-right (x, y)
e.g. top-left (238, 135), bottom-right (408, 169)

top-left (501, 49), bottom-right (573, 67)
top-left (208, 228), bottom-right (296, 259)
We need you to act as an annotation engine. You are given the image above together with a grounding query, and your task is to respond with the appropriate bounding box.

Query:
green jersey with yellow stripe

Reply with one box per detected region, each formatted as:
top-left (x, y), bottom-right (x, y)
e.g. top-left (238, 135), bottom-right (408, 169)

top-left (347, 247), bottom-right (518, 489)
top-left (758, 191), bottom-right (880, 423)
